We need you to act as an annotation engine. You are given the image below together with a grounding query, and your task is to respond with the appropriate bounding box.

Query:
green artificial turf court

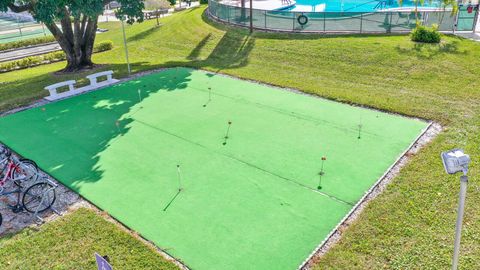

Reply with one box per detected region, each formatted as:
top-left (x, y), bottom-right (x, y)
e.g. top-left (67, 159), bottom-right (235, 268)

top-left (0, 68), bottom-right (428, 270)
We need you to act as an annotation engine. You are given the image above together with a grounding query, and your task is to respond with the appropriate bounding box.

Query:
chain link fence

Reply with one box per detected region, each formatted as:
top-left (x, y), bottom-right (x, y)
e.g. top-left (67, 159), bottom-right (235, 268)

top-left (0, 13), bottom-right (50, 43)
top-left (208, 0), bottom-right (479, 33)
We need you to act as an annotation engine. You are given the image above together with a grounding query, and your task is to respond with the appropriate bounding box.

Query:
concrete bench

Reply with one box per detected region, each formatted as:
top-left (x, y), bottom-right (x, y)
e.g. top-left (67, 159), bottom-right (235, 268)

top-left (44, 80), bottom-right (77, 101)
top-left (44, 70), bottom-right (119, 101)
top-left (86, 70), bottom-right (118, 87)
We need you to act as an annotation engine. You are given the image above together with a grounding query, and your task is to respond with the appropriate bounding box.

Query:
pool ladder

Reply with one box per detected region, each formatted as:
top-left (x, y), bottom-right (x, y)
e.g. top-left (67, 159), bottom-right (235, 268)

top-left (374, 0), bottom-right (388, 9)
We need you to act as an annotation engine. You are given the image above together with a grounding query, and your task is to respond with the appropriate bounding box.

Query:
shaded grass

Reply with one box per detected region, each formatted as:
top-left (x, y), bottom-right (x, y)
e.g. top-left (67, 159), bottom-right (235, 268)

top-left (0, 6), bottom-right (479, 269)
top-left (0, 208), bottom-right (179, 269)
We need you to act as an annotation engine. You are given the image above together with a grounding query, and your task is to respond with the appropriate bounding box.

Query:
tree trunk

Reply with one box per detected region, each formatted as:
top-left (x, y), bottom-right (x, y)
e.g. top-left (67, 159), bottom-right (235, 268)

top-left (44, 13), bottom-right (99, 72)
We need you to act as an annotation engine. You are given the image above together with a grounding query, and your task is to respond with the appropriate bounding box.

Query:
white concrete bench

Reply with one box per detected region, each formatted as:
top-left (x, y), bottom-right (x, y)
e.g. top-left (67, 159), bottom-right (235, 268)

top-left (44, 80), bottom-right (77, 101)
top-left (44, 70), bottom-right (119, 101)
top-left (85, 70), bottom-right (119, 87)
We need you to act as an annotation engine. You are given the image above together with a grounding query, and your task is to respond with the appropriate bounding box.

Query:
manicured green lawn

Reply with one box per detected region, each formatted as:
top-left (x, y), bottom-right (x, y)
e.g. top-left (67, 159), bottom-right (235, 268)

top-left (0, 208), bottom-right (179, 269)
top-left (0, 5), bottom-right (479, 269)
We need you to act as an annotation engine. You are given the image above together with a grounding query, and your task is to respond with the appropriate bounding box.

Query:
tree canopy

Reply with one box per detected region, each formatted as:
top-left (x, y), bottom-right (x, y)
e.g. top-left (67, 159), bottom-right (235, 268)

top-left (0, 0), bottom-right (145, 71)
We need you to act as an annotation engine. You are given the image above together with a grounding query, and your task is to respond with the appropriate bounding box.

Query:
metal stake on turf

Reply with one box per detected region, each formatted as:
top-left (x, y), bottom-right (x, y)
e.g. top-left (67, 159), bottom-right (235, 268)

top-left (41, 107), bottom-right (46, 120)
top-left (138, 89), bottom-right (142, 102)
top-left (203, 87), bottom-right (212, 107)
top-left (223, 121), bottom-right (232, 145)
top-left (317, 156), bottom-right (327, 190)
top-left (177, 164), bottom-right (183, 191)
top-left (115, 120), bottom-right (120, 133)
top-left (357, 116), bottom-right (363, 139)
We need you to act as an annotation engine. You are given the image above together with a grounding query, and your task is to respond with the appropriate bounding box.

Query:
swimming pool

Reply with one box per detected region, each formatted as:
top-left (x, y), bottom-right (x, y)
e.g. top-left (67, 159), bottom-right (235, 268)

top-left (281, 0), bottom-right (441, 12)
top-left (208, 0), bottom-right (476, 34)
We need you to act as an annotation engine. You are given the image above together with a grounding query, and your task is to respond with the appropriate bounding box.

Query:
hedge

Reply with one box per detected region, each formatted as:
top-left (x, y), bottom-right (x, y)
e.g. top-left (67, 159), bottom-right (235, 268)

top-left (0, 36), bottom-right (56, 52)
top-left (0, 41), bottom-right (114, 73)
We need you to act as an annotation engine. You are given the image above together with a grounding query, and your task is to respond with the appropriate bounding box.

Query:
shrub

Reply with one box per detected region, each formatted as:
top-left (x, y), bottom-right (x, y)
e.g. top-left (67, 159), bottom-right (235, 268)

top-left (0, 41), bottom-right (113, 73)
top-left (410, 24), bottom-right (441, 43)
top-left (94, 40), bottom-right (114, 52)
top-left (200, 0), bottom-right (208, 4)
top-left (0, 36), bottom-right (56, 52)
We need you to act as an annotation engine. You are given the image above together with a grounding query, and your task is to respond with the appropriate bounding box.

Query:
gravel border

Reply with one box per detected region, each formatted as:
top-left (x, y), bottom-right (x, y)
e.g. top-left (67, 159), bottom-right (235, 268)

top-left (0, 67), bottom-right (440, 270)
top-left (299, 122), bottom-right (441, 269)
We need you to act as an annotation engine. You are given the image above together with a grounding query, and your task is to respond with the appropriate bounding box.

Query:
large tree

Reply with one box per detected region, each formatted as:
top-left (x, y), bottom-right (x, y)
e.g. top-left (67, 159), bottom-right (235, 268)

top-left (0, 0), bottom-right (144, 72)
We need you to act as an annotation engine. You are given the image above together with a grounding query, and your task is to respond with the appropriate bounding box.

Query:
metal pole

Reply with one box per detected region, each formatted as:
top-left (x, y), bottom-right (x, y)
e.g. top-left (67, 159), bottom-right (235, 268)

top-left (472, 4), bottom-right (479, 33)
top-left (121, 19), bottom-right (131, 76)
top-left (360, 13), bottom-right (363, 33)
top-left (264, 10), bottom-right (267, 28)
top-left (249, 0), bottom-right (253, 33)
top-left (452, 175), bottom-right (468, 270)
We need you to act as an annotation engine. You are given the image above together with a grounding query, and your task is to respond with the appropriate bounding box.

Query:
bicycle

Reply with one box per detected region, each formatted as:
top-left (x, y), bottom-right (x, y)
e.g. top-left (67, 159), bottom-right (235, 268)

top-left (0, 147), bottom-right (38, 195)
top-left (0, 146), bottom-right (55, 227)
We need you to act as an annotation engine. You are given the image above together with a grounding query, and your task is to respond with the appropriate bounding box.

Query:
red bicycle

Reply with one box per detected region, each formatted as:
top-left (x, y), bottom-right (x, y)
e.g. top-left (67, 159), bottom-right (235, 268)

top-left (0, 146), bottom-right (55, 228)
top-left (0, 147), bottom-right (38, 194)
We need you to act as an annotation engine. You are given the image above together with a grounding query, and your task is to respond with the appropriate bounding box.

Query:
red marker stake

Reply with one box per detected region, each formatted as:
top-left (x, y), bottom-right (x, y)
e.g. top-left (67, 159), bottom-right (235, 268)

top-left (318, 156), bottom-right (327, 190)
top-left (41, 107), bottom-right (47, 121)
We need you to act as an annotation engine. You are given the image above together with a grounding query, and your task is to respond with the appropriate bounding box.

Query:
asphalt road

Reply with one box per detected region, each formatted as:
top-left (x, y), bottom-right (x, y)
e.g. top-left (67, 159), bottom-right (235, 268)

top-left (0, 42), bottom-right (61, 63)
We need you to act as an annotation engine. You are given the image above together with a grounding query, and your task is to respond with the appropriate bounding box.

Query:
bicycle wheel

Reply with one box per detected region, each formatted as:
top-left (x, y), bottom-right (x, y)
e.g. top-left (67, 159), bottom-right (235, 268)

top-left (0, 145), bottom-right (8, 159)
top-left (22, 182), bottom-right (56, 213)
top-left (13, 159), bottom-right (38, 182)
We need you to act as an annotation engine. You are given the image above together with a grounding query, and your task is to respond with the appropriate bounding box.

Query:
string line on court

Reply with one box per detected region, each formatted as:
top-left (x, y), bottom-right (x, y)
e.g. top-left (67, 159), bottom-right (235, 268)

top-left (132, 117), bottom-right (354, 207)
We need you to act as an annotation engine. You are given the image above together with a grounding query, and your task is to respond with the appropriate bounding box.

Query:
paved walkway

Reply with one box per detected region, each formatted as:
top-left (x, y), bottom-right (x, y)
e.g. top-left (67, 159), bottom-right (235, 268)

top-left (455, 32), bottom-right (480, 42)
top-left (0, 42), bottom-right (60, 63)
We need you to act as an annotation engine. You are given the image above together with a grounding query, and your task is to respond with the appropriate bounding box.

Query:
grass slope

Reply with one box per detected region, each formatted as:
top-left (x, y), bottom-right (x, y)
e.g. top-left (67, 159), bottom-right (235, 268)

top-left (0, 6), bottom-right (479, 269)
top-left (0, 208), bottom-right (179, 269)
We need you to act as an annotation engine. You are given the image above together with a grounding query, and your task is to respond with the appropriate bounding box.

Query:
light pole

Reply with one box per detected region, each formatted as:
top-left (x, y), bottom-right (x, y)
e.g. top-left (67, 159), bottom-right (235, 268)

top-left (120, 16), bottom-right (131, 76)
top-left (440, 149), bottom-right (471, 270)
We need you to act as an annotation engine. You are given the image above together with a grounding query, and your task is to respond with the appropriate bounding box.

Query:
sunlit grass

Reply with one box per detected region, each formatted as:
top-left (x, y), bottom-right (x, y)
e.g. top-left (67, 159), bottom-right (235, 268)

top-left (0, 5), bottom-right (479, 269)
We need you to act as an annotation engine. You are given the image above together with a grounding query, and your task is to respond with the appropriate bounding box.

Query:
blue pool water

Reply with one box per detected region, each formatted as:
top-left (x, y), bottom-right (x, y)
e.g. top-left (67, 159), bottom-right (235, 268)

top-left (281, 0), bottom-right (442, 12)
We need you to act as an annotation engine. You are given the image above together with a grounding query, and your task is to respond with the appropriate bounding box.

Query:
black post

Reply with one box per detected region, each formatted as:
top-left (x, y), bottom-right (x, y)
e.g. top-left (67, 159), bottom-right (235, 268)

top-left (250, 0), bottom-right (253, 33)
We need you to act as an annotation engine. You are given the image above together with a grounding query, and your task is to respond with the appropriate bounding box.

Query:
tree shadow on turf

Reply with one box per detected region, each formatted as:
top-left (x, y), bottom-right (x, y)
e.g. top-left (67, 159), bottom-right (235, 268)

top-left (164, 29), bottom-right (255, 73)
top-left (394, 40), bottom-right (468, 59)
top-left (0, 67), bottom-right (196, 193)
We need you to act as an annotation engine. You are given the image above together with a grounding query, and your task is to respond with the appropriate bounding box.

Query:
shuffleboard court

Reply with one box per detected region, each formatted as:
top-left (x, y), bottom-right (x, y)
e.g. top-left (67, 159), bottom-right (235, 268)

top-left (0, 68), bottom-right (428, 270)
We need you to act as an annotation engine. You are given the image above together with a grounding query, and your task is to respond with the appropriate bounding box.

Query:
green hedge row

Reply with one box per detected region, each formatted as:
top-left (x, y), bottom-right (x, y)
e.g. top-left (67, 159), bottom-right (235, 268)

top-left (0, 41), bottom-right (114, 73)
top-left (0, 36), bottom-right (57, 52)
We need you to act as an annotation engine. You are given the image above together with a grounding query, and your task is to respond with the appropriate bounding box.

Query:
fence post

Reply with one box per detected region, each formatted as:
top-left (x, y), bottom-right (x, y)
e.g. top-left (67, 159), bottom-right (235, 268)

top-left (453, 8), bottom-right (459, 33)
top-left (387, 12), bottom-right (392, 33)
top-left (360, 13), bottom-right (363, 33)
top-left (264, 10), bottom-right (267, 29)
top-left (227, 4), bottom-right (230, 23)
top-left (293, 12), bottom-right (296, 31)
top-left (472, 5), bottom-right (479, 33)
top-left (17, 18), bottom-right (23, 37)
top-left (323, 12), bottom-right (326, 34)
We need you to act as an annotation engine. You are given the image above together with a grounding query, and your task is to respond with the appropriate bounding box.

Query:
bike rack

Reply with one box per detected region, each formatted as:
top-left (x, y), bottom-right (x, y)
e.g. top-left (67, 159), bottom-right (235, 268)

top-left (31, 178), bottom-right (61, 224)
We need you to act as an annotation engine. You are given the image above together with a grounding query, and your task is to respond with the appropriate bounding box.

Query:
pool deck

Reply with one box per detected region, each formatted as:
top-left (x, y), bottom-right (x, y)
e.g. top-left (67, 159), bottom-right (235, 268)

top-left (221, 0), bottom-right (295, 10)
